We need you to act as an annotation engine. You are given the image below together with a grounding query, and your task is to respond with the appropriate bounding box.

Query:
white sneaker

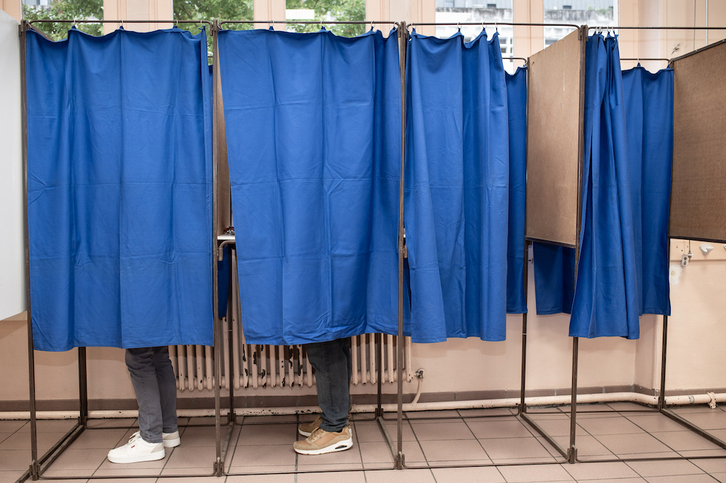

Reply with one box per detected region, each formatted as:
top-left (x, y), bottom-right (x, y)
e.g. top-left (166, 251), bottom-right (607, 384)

top-left (162, 430), bottom-right (181, 448)
top-left (108, 432), bottom-right (165, 464)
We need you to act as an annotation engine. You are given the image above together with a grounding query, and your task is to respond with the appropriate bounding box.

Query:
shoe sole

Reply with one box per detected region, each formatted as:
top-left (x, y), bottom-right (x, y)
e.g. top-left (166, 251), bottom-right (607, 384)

top-left (108, 451), bottom-right (165, 464)
top-left (298, 428), bottom-right (313, 437)
top-left (293, 437), bottom-right (353, 455)
top-left (163, 437), bottom-right (181, 448)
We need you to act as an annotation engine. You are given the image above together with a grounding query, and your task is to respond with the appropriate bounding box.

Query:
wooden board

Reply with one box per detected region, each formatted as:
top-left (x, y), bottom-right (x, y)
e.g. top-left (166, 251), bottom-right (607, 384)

top-left (525, 28), bottom-right (586, 248)
top-left (670, 40), bottom-right (726, 243)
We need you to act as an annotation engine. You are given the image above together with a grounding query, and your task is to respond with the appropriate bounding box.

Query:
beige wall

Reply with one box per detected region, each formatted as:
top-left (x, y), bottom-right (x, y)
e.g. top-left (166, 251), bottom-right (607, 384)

top-left (0, 0), bottom-right (20, 21)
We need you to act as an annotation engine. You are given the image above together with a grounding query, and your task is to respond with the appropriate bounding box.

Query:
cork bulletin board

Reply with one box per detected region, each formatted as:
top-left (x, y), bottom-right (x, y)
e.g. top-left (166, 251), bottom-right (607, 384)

top-left (525, 28), bottom-right (587, 248)
top-left (670, 40), bottom-right (726, 243)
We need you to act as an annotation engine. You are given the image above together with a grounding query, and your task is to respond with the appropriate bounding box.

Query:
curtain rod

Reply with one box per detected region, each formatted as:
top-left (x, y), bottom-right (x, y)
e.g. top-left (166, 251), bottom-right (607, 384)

top-left (29, 19), bottom-right (212, 25)
top-left (620, 57), bottom-right (670, 62)
top-left (589, 25), bottom-right (726, 30)
top-left (408, 22), bottom-right (579, 29)
top-left (220, 20), bottom-right (397, 26)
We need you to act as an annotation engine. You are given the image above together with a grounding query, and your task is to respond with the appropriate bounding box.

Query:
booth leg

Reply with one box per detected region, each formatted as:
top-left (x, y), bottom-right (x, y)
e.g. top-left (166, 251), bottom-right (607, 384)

top-left (518, 241), bottom-right (531, 415)
top-left (78, 347), bottom-right (89, 427)
top-left (658, 314), bottom-right (668, 411)
top-left (376, 333), bottom-right (383, 418)
top-left (568, 337), bottom-right (580, 464)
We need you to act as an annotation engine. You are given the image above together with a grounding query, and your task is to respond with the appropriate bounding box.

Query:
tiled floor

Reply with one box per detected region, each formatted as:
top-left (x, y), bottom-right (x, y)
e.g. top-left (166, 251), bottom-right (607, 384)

top-left (3, 403), bottom-right (726, 482)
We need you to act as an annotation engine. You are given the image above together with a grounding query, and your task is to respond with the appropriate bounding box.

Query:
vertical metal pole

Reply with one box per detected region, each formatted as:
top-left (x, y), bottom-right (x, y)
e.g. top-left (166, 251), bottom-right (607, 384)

top-left (78, 347), bottom-right (89, 427)
top-left (567, 26), bottom-right (588, 464)
top-left (568, 220), bottom-right (583, 464)
top-left (211, 19), bottom-right (223, 477)
top-left (376, 333), bottom-right (383, 417)
top-left (519, 241), bottom-right (530, 414)
top-left (568, 337), bottom-right (579, 463)
top-left (227, 262), bottom-right (235, 424)
top-left (658, 238), bottom-right (671, 411)
top-left (21, 20), bottom-right (40, 481)
top-left (395, 21), bottom-right (407, 471)
top-left (569, 231), bottom-right (582, 464)
top-left (659, 315), bottom-right (669, 410)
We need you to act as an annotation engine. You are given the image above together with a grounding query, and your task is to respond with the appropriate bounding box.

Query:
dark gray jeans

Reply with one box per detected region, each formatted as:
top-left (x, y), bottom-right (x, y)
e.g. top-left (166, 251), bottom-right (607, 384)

top-left (305, 338), bottom-right (352, 433)
top-left (125, 347), bottom-right (178, 444)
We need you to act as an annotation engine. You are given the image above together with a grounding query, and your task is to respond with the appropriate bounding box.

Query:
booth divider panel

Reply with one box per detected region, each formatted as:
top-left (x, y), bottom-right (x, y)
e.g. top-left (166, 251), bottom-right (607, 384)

top-left (525, 28), bottom-right (585, 248)
top-left (670, 40), bottom-right (726, 243)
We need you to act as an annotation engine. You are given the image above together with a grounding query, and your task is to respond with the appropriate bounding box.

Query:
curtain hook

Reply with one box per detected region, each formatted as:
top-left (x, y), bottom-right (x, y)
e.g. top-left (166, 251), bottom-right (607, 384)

top-left (495, 22), bottom-right (498, 33)
top-left (457, 22), bottom-right (461, 32)
top-left (370, 21), bottom-right (374, 31)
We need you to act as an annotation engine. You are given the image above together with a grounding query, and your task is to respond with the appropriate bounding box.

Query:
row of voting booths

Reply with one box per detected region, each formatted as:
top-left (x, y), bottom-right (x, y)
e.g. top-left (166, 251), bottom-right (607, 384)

top-left (9, 10), bottom-right (726, 480)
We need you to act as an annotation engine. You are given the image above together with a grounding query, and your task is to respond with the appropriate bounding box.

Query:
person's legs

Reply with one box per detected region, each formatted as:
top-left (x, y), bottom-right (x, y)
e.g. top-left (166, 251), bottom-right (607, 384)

top-left (305, 338), bottom-right (351, 433)
top-left (125, 347), bottom-right (164, 444)
top-left (152, 346), bottom-right (178, 435)
top-left (108, 348), bottom-right (166, 463)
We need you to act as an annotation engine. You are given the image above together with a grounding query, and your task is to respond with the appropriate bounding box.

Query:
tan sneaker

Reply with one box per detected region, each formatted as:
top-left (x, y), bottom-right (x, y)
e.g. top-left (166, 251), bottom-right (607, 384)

top-left (293, 426), bottom-right (353, 455)
top-left (298, 415), bottom-right (323, 437)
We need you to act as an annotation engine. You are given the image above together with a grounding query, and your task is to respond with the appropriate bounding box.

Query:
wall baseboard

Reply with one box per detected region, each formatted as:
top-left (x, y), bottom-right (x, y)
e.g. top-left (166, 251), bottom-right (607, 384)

top-left (3, 384), bottom-right (722, 413)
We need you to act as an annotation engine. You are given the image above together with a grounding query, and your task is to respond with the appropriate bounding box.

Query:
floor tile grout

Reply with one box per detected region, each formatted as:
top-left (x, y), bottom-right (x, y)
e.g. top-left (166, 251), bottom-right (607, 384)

top-left (6, 407), bottom-right (726, 481)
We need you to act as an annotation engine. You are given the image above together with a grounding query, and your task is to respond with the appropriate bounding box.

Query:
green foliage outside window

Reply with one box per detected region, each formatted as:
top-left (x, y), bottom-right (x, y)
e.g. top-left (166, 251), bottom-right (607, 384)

top-left (23, 0), bottom-right (103, 41)
top-left (21, 0), bottom-right (366, 44)
top-left (286, 0), bottom-right (365, 37)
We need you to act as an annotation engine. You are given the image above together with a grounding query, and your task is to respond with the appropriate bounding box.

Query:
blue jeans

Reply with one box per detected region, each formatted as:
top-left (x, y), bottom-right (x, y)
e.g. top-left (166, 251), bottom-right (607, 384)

top-left (125, 347), bottom-right (178, 444)
top-left (305, 338), bottom-right (352, 433)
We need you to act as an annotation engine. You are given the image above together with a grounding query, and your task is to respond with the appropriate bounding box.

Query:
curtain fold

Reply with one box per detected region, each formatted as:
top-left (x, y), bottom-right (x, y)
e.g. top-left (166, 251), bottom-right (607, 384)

top-left (405, 30), bottom-right (510, 342)
top-left (571, 34), bottom-right (639, 339)
top-left (533, 35), bottom-right (671, 339)
top-left (26, 27), bottom-right (214, 351)
top-left (219, 28), bottom-right (401, 345)
top-left (505, 67), bottom-right (528, 315)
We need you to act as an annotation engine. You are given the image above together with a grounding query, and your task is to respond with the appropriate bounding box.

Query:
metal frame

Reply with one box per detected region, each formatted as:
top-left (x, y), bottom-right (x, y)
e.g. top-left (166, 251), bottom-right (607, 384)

top-left (213, 20), bottom-right (406, 475)
top-left (18, 16), bottom-right (726, 481)
top-left (519, 24), bottom-right (588, 464)
top-left (518, 25), bottom-right (726, 467)
top-left (387, 21), bottom-right (579, 472)
top-left (18, 19), bottom-right (232, 483)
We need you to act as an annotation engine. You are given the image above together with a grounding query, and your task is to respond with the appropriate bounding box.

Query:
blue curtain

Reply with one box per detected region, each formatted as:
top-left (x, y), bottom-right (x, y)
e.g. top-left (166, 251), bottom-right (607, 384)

top-left (219, 28), bottom-right (401, 345)
top-left (533, 35), bottom-right (672, 339)
top-left (506, 67), bottom-right (528, 315)
top-left (405, 30), bottom-right (510, 342)
top-left (26, 27), bottom-right (214, 351)
top-left (622, 66), bottom-right (673, 316)
top-left (571, 34), bottom-right (639, 339)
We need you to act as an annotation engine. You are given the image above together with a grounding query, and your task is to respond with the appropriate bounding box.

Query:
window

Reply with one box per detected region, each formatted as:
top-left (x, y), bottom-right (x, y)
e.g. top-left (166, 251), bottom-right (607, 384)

top-left (544, 0), bottom-right (617, 46)
top-left (435, 0), bottom-right (515, 73)
top-left (286, 0), bottom-right (365, 37)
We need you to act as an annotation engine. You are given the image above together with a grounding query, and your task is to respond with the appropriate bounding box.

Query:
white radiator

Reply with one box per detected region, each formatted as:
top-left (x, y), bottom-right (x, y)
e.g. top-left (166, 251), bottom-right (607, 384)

top-left (169, 248), bottom-right (412, 391)
top-left (169, 334), bottom-right (412, 392)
